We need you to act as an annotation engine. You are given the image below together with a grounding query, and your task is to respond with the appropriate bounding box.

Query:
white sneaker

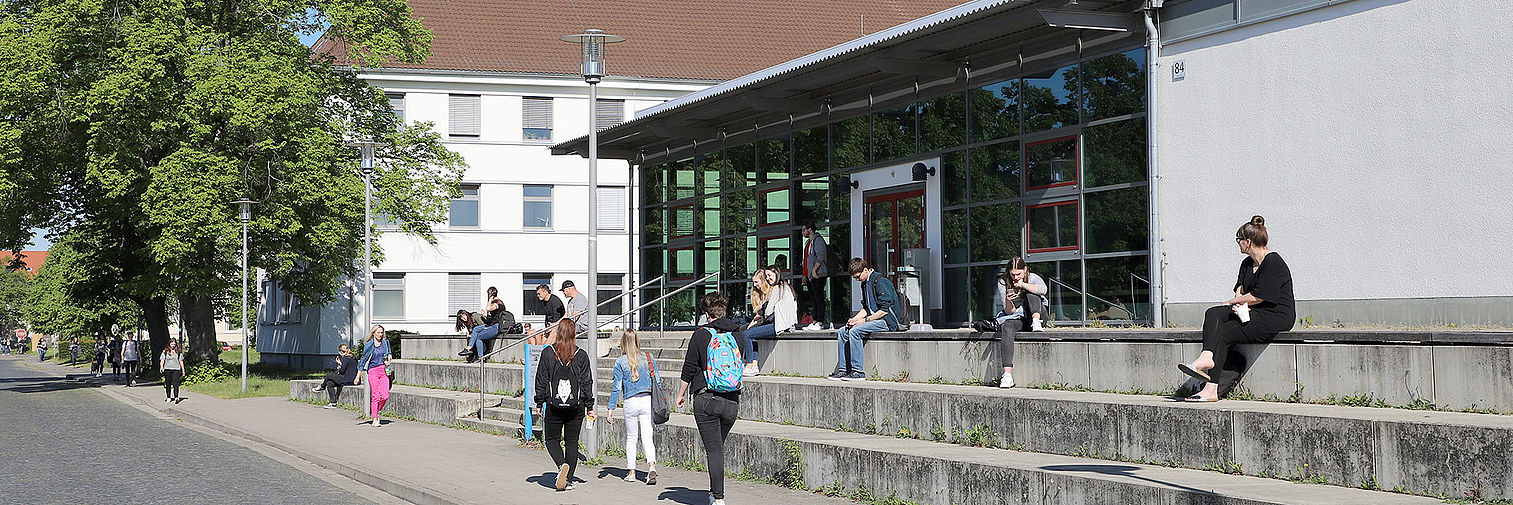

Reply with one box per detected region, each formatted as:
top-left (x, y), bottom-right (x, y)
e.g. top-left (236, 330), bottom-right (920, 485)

top-left (742, 363), bottom-right (759, 377)
top-left (371, 419), bottom-right (381, 427)
top-left (165, 398), bottom-right (172, 403)
top-left (1031, 320), bottom-right (1044, 332)
top-left (624, 472), bottom-right (637, 482)
top-left (310, 385), bottom-right (321, 392)
top-left (564, 483), bottom-right (576, 491)
top-left (324, 403), bottom-right (337, 409)
top-left (999, 374), bottom-right (1015, 388)
top-left (803, 322), bottom-right (823, 331)
top-left (710, 496), bottom-right (725, 505)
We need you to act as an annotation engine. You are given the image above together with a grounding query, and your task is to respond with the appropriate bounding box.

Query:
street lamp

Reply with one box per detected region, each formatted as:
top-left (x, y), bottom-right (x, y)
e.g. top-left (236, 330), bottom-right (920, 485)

top-left (231, 199), bottom-right (257, 393)
top-left (561, 28), bottom-right (624, 459)
top-left (347, 140), bottom-right (387, 350)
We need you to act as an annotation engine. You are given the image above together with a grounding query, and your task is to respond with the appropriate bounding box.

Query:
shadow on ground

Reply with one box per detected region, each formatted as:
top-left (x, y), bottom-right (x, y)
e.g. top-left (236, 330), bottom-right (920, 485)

top-left (1040, 464), bottom-right (1216, 495)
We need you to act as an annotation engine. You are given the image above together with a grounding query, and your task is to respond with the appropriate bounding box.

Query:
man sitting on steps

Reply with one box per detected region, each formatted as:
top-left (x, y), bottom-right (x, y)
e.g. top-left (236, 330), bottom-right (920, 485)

top-left (829, 258), bottom-right (901, 382)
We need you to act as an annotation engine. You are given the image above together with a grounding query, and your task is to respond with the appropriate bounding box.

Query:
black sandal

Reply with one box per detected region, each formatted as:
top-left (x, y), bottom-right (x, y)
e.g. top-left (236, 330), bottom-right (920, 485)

top-left (1176, 363), bottom-right (1211, 382)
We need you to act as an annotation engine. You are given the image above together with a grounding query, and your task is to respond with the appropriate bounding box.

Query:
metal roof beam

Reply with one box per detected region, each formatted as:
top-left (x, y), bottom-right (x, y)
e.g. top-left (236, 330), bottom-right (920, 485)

top-left (869, 57), bottom-right (963, 77)
top-left (1037, 9), bottom-right (1141, 32)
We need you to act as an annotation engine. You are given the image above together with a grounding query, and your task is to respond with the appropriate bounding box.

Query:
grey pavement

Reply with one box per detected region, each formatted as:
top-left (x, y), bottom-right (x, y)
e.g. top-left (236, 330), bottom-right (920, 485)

top-left (0, 355), bottom-right (378, 505)
top-left (18, 356), bottom-right (857, 505)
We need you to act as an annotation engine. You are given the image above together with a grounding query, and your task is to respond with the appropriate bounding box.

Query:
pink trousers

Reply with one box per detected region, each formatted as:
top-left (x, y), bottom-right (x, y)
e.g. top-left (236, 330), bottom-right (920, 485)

top-left (367, 365), bottom-right (390, 417)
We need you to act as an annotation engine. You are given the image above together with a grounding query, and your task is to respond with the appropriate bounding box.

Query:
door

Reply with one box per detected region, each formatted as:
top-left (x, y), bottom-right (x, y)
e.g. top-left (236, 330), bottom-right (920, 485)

top-left (864, 188), bottom-right (925, 284)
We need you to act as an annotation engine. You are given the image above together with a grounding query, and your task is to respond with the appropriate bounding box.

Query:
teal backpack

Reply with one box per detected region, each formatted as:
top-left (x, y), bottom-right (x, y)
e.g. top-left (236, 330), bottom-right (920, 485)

top-left (703, 328), bottom-right (743, 393)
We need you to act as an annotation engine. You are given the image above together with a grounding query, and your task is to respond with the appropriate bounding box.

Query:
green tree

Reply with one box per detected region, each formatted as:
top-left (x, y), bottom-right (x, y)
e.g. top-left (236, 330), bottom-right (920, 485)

top-left (0, 264), bottom-right (30, 335)
top-left (19, 237), bottom-right (142, 342)
top-left (0, 0), bottom-right (465, 364)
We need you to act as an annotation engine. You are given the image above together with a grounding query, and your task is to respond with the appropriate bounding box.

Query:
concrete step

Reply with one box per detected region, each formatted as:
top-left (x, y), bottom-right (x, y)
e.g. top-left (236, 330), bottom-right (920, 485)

top-left (391, 359), bottom-right (525, 395)
top-left (731, 375), bottom-right (1513, 499)
top-left (289, 379), bottom-right (507, 425)
top-left (598, 411), bottom-right (1439, 505)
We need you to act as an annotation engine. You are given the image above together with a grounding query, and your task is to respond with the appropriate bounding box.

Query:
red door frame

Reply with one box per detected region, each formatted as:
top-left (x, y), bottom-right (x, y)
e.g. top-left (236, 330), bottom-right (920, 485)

top-left (863, 189), bottom-right (926, 273)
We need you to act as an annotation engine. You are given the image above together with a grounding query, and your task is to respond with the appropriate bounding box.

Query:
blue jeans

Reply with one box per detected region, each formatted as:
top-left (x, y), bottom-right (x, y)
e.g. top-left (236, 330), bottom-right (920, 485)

top-left (743, 323), bottom-right (777, 362)
top-left (467, 324), bottom-right (500, 355)
top-left (835, 319), bottom-right (886, 373)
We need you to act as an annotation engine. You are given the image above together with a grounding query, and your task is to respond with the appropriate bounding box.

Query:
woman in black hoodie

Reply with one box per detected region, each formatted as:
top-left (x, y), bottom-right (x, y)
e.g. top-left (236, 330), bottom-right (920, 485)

top-left (534, 322), bottom-right (594, 492)
top-left (674, 292), bottom-right (748, 505)
top-left (311, 344), bottom-right (359, 408)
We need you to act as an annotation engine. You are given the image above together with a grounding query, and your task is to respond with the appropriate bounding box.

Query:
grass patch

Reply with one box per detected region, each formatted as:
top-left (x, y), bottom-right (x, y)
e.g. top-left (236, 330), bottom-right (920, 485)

top-left (182, 354), bottom-right (320, 399)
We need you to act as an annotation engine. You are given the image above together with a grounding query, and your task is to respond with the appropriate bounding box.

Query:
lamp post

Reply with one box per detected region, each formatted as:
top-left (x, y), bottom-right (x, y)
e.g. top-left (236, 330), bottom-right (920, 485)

top-left (348, 140), bottom-right (387, 349)
top-left (232, 199), bottom-right (257, 393)
top-left (561, 28), bottom-right (624, 459)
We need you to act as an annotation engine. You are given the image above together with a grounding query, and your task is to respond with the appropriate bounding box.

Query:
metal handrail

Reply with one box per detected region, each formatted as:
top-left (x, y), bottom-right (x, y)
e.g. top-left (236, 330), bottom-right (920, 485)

top-left (476, 271), bottom-right (716, 421)
top-left (476, 275), bottom-right (663, 363)
top-left (1043, 276), bottom-right (1135, 321)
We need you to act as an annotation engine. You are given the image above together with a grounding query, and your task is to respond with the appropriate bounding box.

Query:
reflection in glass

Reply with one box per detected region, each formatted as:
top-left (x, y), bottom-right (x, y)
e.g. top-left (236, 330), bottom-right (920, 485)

top-left (1084, 187), bottom-right (1148, 254)
top-left (642, 205), bottom-right (665, 246)
top-left (1026, 200), bottom-right (1077, 252)
top-left (699, 152), bottom-right (724, 194)
top-left (1086, 255), bottom-right (1149, 321)
top-left (830, 174), bottom-right (850, 218)
top-left (760, 137), bottom-right (790, 183)
top-left (702, 240), bottom-right (721, 277)
top-left (920, 92), bottom-right (967, 152)
top-left (794, 126), bottom-right (827, 175)
top-left (1025, 137), bottom-right (1077, 189)
top-left (873, 106), bottom-right (916, 163)
top-left (721, 190), bottom-right (754, 236)
top-left (796, 177), bottom-right (830, 225)
top-left (670, 247), bottom-right (695, 280)
top-left (723, 282), bottom-right (751, 319)
top-left (1083, 119), bottom-right (1146, 187)
top-left (641, 248), bottom-right (664, 283)
top-left (761, 235), bottom-right (792, 271)
top-left (832, 117), bottom-right (869, 170)
top-left (943, 208), bottom-right (969, 265)
top-left (725, 144), bottom-right (756, 190)
top-left (670, 204), bottom-right (695, 238)
top-left (664, 287), bottom-right (699, 326)
top-left (970, 79), bottom-right (1019, 143)
top-left (941, 150), bottom-right (968, 207)
top-left (1024, 63), bottom-right (1078, 132)
top-left (1029, 259), bottom-right (1082, 323)
top-left (763, 188), bottom-right (791, 225)
top-left (970, 265), bottom-right (1001, 322)
top-left (721, 237), bottom-right (748, 283)
top-left (970, 202), bottom-right (1021, 263)
top-left (1081, 48), bottom-right (1146, 122)
top-left (700, 195), bottom-right (722, 238)
top-left (941, 266), bottom-right (970, 324)
top-left (672, 158), bottom-right (696, 200)
top-left (642, 164), bottom-right (665, 206)
top-left (970, 141), bottom-right (1020, 202)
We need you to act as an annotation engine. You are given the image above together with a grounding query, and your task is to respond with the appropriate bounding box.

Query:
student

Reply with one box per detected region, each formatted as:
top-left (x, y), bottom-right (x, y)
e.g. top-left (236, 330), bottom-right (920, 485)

top-left (561, 280), bottom-right (589, 335)
top-left (160, 341), bottom-right (185, 403)
top-left (121, 336), bottom-right (140, 386)
top-left (801, 223), bottom-right (830, 330)
top-left (37, 336), bottom-right (48, 362)
top-left (69, 337), bottom-right (81, 364)
top-left (91, 336), bottom-right (108, 377)
top-left (356, 325), bottom-right (392, 426)
top-left (993, 258), bottom-right (1049, 389)
top-left (537, 284), bottom-right (567, 326)
top-left (742, 266), bottom-right (796, 376)
top-left (109, 336), bottom-right (123, 380)
top-left (606, 329), bottom-right (659, 485)
top-left (533, 322), bottom-right (594, 492)
top-left (1, 336), bottom-right (9, 354)
top-left (458, 287), bottom-right (508, 359)
top-left (829, 258), bottom-right (902, 381)
top-left (311, 344), bottom-right (359, 408)
top-left (1178, 216), bottom-right (1295, 402)
top-left (675, 292), bottom-right (747, 505)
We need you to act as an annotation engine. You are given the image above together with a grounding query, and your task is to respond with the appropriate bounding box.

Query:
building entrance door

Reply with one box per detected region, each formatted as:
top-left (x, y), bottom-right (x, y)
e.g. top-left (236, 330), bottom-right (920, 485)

top-left (864, 188), bottom-right (925, 285)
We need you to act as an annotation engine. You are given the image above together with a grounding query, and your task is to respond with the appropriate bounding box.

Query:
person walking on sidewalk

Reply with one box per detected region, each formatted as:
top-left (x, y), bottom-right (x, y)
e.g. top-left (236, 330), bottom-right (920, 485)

top-left (160, 340), bottom-right (185, 403)
top-left (533, 322), bottom-right (594, 492)
top-left (311, 344), bottom-right (359, 408)
top-left (108, 336), bottom-right (123, 380)
top-left (121, 336), bottom-right (140, 386)
top-left (68, 337), bottom-right (81, 364)
top-left (37, 336), bottom-right (48, 362)
top-left (675, 292), bottom-right (748, 505)
top-left (801, 222), bottom-right (830, 331)
top-left (91, 336), bottom-right (108, 377)
top-left (607, 329), bottom-right (660, 485)
top-left (356, 325), bottom-right (392, 427)
top-left (830, 258), bottom-right (902, 382)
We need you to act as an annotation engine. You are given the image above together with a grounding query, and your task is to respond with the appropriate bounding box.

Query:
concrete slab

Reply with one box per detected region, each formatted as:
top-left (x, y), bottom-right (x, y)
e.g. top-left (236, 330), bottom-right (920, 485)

top-left (1294, 344), bottom-right (1434, 406)
top-left (1431, 345), bottom-right (1513, 412)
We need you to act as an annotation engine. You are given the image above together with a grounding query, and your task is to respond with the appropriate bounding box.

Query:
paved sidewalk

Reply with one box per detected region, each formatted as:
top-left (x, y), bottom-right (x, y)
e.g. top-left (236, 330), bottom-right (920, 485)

top-left (30, 359), bottom-right (854, 505)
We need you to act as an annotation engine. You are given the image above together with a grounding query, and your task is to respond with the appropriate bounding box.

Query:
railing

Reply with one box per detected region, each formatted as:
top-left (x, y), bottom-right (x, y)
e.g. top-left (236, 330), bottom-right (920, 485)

top-left (1044, 275), bottom-right (1136, 323)
top-left (475, 271), bottom-right (718, 423)
top-left (1129, 272), bottom-right (1151, 321)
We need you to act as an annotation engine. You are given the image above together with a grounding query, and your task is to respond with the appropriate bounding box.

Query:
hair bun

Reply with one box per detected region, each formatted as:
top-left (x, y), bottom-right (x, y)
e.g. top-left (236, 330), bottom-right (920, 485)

top-left (1250, 215), bottom-right (1265, 227)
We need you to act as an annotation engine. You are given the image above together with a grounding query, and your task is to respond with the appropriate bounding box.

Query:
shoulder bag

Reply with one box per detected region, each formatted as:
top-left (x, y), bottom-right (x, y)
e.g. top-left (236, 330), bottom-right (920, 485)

top-left (647, 352), bottom-right (670, 425)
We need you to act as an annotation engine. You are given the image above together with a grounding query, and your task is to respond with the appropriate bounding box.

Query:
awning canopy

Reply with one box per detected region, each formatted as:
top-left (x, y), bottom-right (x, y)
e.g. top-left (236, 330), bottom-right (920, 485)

top-left (552, 0), bottom-right (1147, 165)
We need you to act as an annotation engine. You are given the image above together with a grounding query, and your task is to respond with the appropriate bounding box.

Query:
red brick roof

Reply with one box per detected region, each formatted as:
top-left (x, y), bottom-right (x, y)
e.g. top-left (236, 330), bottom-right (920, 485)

top-left (315, 0), bottom-right (967, 80)
top-left (1, 251), bottom-right (47, 276)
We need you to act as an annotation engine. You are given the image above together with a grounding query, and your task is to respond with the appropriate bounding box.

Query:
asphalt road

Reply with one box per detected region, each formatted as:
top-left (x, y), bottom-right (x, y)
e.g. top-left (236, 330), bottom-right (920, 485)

top-left (0, 356), bottom-right (374, 505)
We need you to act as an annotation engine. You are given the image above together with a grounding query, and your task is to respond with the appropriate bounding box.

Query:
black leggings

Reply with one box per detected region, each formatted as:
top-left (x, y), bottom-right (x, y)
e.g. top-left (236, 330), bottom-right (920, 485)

top-left (693, 392), bottom-right (739, 499)
top-left (124, 361), bottom-right (139, 384)
top-left (321, 374), bottom-right (349, 404)
top-left (806, 277), bottom-right (827, 325)
top-left (1201, 305), bottom-right (1272, 385)
top-left (544, 406), bottom-right (585, 481)
top-left (163, 369), bottom-right (182, 399)
top-left (997, 294), bottom-right (1047, 368)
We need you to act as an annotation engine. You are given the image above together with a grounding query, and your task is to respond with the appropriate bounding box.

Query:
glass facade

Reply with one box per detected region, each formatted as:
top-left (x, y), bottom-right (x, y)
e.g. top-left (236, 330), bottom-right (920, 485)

top-left (639, 46), bottom-right (1150, 329)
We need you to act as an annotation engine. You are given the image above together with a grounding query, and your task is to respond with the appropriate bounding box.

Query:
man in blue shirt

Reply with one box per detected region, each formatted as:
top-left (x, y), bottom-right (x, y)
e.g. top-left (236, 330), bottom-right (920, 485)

top-left (829, 258), bottom-right (901, 381)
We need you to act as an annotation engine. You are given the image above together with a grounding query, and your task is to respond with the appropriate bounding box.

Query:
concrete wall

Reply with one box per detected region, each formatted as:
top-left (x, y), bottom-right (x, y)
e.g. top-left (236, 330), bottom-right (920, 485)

top-left (1154, 0), bottom-right (1513, 325)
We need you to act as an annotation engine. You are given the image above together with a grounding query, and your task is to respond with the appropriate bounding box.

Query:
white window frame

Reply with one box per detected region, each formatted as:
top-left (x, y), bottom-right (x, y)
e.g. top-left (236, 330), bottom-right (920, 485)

top-left (449, 94), bottom-right (481, 139)
top-left (523, 184), bottom-right (553, 229)
top-left (523, 96), bottom-right (553, 142)
top-left (373, 273), bottom-right (406, 320)
top-left (450, 184), bottom-right (481, 228)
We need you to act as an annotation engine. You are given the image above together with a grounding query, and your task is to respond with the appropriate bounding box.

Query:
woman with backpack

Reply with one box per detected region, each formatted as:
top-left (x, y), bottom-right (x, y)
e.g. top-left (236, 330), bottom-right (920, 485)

top-left (355, 325), bottom-right (392, 427)
top-left (534, 322), bottom-right (594, 492)
top-left (91, 336), bottom-right (108, 377)
top-left (606, 329), bottom-right (660, 485)
top-left (675, 292), bottom-right (748, 505)
top-left (458, 287), bottom-right (509, 360)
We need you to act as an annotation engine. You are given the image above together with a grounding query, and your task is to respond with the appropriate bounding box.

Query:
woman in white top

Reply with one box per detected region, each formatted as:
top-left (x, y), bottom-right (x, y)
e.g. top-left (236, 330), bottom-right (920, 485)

top-left (160, 340), bottom-right (185, 403)
top-left (741, 265), bottom-right (798, 376)
top-left (993, 258), bottom-right (1048, 389)
top-left (121, 335), bottom-right (141, 387)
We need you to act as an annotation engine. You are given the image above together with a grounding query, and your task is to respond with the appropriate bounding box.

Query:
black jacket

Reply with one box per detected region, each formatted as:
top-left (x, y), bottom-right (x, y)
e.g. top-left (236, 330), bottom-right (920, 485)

top-left (542, 295), bottom-right (566, 325)
top-left (335, 355), bottom-right (359, 385)
top-left (680, 317), bottom-right (747, 398)
top-left (535, 347), bottom-right (594, 409)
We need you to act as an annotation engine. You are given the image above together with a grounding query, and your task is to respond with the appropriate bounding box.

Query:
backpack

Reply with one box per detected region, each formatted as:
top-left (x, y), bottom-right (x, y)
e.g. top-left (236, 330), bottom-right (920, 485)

top-left (546, 357), bottom-right (585, 408)
top-left (702, 328), bottom-right (743, 393)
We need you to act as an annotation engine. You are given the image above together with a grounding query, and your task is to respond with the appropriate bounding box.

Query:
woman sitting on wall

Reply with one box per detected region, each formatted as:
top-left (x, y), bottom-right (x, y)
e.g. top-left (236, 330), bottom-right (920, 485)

top-left (993, 257), bottom-right (1048, 389)
top-left (1177, 215), bottom-right (1295, 402)
top-left (741, 266), bottom-right (797, 376)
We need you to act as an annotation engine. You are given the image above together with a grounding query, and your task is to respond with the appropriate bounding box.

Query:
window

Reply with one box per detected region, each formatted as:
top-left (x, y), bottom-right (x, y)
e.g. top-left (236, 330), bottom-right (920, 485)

top-left (971, 202), bottom-right (1022, 262)
top-left (669, 203), bottom-right (695, 239)
top-left (670, 247), bottom-right (695, 280)
top-left (595, 99), bottom-right (624, 131)
top-left (448, 273), bottom-right (481, 316)
top-left (1085, 187), bottom-right (1148, 254)
top-left (1025, 137), bottom-right (1078, 190)
top-left (919, 92), bottom-right (967, 152)
top-left (760, 235), bottom-right (791, 271)
top-left (387, 92), bottom-right (406, 124)
top-left (971, 79), bottom-right (1020, 143)
top-left (448, 94), bottom-right (480, 138)
top-left (450, 185), bottom-right (480, 228)
top-left (971, 141), bottom-right (1021, 201)
top-left (274, 283), bottom-right (302, 324)
top-left (1023, 63), bottom-right (1078, 132)
top-left (524, 184), bottom-right (552, 228)
top-left (1026, 200), bottom-right (1079, 253)
top-left (597, 273), bottom-right (624, 315)
top-left (523, 97), bottom-right (553, 141)
top-left (597, 186), bottom-right (627, 231)
top-left (522, 273), bottom-right (552, 315)
top-left (873, 105), bottom-right (916, 162)
top-left (1083, 119), bottom-right (1146, 188)
top-left (758, 137), bottom-right (789, 183)
top-left (372, 274), bottom-right (405, 320)
top-left (761, 187), bottom-right (790, 226)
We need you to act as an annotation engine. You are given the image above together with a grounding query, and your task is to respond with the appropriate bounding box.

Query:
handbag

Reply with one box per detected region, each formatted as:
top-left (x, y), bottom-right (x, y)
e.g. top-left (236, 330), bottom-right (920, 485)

top-left (647, 352), bottom-right (671, 425)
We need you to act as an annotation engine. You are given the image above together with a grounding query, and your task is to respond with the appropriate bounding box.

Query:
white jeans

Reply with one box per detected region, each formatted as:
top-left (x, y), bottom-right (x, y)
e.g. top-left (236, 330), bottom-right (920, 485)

top-left (623, 394), bottom-right (656, 469)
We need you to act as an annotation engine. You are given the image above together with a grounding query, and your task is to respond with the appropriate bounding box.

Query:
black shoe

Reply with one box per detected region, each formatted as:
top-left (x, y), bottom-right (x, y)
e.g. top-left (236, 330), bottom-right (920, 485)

top-left (457, 348), bottom-right (471, 356)
top-left (826, 369), bottom-right (848, 381)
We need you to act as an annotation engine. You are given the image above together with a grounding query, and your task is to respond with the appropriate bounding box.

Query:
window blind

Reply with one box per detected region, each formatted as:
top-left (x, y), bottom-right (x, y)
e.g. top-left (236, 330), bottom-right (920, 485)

top-left (523, 97), bottom-right (553, 129)
top-left (595, 99), bottom-right (624, 131)
top-left (448, 273), bottom-right (481, 315)
top-left (449, 94), bottom-right (481, 137)
top-left (597, 187), bottom-right (627, 230)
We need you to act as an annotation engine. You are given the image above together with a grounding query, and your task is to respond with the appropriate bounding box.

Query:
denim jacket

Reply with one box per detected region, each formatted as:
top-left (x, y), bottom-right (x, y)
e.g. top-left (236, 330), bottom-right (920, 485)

top-left (359, 339), bottom-right (390, 371)
top-left (607, 353), bottom-right (662, 409)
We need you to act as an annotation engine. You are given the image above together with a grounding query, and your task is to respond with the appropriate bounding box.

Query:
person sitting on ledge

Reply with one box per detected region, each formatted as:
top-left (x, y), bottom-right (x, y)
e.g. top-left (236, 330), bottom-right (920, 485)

top-left (829, 258), bottom-right (901, 382)
top-left (994, 257), bottom-right (1048, 389)
top-left (459, 287), bottom-right (509, 361)
top-left (742, 265), bottom-right (797, 377)
top-left (1178, 215), bottom-right (1295, 402)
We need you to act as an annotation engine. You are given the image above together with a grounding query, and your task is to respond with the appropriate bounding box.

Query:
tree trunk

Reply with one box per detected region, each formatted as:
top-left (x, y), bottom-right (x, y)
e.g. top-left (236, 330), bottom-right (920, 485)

top-left (180, 295), bottom-right (221, 364)
top-left (139, 296), bottom-right (171, 371)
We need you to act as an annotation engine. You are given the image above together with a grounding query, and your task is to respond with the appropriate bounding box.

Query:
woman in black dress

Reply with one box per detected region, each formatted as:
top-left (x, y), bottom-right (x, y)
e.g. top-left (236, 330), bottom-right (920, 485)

top-left (1177, 215), bottom-right (1295, 402)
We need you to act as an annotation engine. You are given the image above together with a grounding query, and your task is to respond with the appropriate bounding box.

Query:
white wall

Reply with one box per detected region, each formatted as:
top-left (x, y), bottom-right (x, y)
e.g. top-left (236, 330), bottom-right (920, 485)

top-left (1155, 0), bottom-right (1513, 304)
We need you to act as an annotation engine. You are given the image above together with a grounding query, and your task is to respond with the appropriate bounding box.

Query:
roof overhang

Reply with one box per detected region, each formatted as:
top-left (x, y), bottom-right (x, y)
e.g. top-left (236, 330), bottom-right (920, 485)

top-left (552, 0), bottom-right (1146, 163)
